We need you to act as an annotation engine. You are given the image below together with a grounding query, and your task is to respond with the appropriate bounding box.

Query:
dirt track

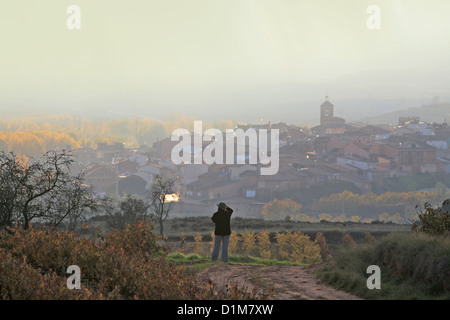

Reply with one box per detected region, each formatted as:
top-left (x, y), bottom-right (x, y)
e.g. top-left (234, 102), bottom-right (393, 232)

top-left (198, 264), bottom-right (361, 300)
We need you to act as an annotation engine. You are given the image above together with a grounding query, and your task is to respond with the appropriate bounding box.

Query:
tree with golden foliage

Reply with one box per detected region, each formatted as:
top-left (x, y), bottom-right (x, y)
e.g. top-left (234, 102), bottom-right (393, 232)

top-left (262, 198), bottom-right (303, 221)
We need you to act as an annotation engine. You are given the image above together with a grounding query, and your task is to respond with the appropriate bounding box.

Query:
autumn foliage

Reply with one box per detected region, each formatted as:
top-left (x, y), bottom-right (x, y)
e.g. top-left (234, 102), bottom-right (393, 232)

top-left (0, 221), bottom-right (242, 300)
top-left (315, 232), bottom-right (333, 261)
top-left (0, 131), bottom-right (80, 158)
top-left (228, 231), bottom-right (240, 254)
top-left (275, 231), bottom-right (322, 264)
top-left (261, 198), bottom-right (303, 220)
top-left (241, 229), bottom-right (257, 256)
top-left (0, 115), bottom-right (239, 156)
top-left (256, 230), bottom-right (272, 260)
top-left (313, 190), bottom-right (444, 217)
top-left (341, 232), bottom-right (358, 249)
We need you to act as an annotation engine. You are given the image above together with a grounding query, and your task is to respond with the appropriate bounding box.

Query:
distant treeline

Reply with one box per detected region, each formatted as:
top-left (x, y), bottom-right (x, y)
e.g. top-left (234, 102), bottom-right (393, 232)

top-left (311, 190), bottom-right (447, 219)
top-left (0, 131), bottom-right (80, 157)
top-left (0, 114), bottom-right (237, 157)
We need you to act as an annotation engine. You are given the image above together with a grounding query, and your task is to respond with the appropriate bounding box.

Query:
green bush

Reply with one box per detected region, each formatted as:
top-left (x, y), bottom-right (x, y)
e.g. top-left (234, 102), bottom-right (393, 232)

top-left (317, 232), bottom-right (450, 299)
top-left (412, 202), bottom-right (450, 237)
top-left (372, 233), bottom-right (450, 294)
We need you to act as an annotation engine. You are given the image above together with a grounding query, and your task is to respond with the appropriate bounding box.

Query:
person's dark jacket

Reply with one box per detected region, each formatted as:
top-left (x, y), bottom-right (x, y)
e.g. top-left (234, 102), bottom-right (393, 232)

top-left (211, 207), bottom-right (233, 236)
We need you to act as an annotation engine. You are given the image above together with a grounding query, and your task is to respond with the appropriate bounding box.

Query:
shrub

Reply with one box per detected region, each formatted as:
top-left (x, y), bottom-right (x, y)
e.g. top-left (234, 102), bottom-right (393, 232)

top-left (342, 232), bottom-right (357, 249)
top-left (241, 229), bottom-right (257, 256)
top-left (103, 221), bottom-right (163, 258)
top-left (275, 231), bottom-right (322, 265)
top-left (0, 222), bottom-right (251, 300)
top-left (315, 232), bottom-right (333, 261)
top-left (193, 232), bottom-right (203, 255)
top-left (256, 230), bottom-right (272, 260)
top-left (178, 232), bottom-right (186, 253)
top-left (0, 250), bottom-right (98, 300)
top-left (228, 231), bottom-right (240, 254)
top-left (412, 202), bottom-right (450, 237)
top-left (372, 232), bottom-right (450, 292)
top-left (364, 232), bottom-right (376, 244)
top-left (318, 232), bottom-right (450, 299)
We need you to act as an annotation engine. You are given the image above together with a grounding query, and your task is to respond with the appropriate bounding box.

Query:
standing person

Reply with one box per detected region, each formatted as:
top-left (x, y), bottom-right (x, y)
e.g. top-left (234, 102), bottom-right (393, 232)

top-left (211, 202), bottom-right (233, 262)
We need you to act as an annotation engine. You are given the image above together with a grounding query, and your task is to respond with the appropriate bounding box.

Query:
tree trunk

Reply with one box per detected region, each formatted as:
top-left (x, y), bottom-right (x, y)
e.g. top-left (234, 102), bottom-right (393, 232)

top-left (159, 220), bottom-right (164, 235)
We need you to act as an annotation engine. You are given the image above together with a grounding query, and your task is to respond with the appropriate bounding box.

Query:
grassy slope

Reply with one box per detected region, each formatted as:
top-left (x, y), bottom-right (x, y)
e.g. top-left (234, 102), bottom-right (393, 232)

top-left (316, 232), bottom-right (450, 300)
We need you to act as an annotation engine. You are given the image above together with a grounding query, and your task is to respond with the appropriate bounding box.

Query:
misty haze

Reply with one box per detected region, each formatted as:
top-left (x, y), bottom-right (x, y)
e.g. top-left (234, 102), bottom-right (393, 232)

top-left (0, 0), bottom-right (449, 306)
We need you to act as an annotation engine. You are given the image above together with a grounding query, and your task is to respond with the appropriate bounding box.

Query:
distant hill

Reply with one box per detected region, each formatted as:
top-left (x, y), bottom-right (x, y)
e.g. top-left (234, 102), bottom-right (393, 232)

top-left (359, 102), bottom-right (450, 125)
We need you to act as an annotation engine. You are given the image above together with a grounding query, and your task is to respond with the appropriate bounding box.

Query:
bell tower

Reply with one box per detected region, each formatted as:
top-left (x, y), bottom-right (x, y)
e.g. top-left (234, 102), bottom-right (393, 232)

top-left (320, 96), bottom-right (334, 126)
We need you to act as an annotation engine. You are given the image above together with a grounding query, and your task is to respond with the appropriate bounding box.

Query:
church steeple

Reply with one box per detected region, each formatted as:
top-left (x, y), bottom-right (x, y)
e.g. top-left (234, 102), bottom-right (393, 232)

top-left (320, 96), bottom-right (334, 126)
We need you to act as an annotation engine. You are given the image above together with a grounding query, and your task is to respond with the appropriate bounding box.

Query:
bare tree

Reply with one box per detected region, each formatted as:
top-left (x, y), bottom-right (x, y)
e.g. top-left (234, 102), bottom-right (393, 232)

top-left (0, 151), bottom-right (97, 230)
top-left (47, 176), bottom-right (98, 230)
top-left (102, 195), bottom-right (150, 230)
top-left (147, 175), bottom-right (177, 235)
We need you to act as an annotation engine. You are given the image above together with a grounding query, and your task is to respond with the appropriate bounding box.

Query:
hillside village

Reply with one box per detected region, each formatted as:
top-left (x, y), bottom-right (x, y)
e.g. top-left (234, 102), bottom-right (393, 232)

top-left (72, 98), bottom-right (450, 220)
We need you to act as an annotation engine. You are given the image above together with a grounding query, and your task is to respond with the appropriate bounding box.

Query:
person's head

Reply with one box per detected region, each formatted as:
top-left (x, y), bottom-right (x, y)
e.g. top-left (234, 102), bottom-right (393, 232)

top-left (217, 202), bottom-right (229, 211)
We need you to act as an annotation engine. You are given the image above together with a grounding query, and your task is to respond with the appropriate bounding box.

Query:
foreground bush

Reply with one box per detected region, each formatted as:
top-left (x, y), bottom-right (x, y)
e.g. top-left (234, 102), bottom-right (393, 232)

top-left (317, 232), bottom-right (450, 299)
top-left (275, 231), bottom-right (322, 265)
top-left (204, 230), bottom-right (322, 265)
top-left (256, 230), bottom-right (272, 260)
top-left (412, 202), bottom-right (450, 237)
top-left (0, 222), bottom-right (267, 300)
top-left (0, 250), bottom-right (98, 300)
top-left (315, 232), bottom-right (333, 262)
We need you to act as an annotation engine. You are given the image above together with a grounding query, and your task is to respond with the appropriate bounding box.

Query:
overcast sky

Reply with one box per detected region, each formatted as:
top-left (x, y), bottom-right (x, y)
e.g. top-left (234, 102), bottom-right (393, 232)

top-left (1, 0), bottom-right (450, 122)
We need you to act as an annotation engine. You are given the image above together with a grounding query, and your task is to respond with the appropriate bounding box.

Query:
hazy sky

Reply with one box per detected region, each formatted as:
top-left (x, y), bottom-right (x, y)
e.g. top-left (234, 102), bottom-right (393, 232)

top-left (1, 0), bottom-right (450, 122)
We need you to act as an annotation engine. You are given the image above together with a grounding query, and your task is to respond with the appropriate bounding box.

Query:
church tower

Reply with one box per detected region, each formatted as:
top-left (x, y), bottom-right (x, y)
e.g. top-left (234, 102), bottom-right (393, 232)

top-left (320, 96), bottom-right (334, 126)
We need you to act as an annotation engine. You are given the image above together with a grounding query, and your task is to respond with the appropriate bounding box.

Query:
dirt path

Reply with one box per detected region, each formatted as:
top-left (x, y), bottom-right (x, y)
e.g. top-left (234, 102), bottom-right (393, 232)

top-left (198, 264), bottom-right (361, 300)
